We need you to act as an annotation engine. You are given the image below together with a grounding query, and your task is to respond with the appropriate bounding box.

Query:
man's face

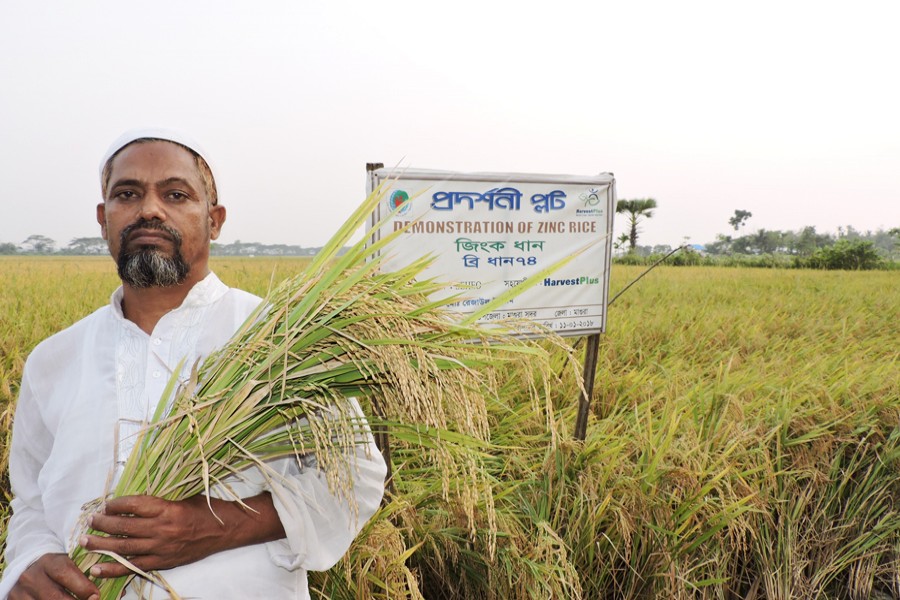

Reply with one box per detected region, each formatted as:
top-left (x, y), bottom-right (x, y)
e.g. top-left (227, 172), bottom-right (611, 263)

top-left (97, 141), bottom-right (225, 288)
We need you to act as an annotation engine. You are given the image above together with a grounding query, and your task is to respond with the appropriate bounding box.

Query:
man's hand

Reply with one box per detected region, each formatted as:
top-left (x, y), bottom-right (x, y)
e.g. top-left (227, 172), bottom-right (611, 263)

top-left (9, 553), bottom-right (99, 600)
top-left (80, 493), bottom-right (285, 579)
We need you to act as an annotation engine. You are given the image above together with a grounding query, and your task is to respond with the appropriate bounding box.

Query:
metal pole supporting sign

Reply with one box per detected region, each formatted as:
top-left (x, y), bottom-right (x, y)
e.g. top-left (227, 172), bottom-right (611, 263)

top-left (574, 333), bottom-right (601, 441)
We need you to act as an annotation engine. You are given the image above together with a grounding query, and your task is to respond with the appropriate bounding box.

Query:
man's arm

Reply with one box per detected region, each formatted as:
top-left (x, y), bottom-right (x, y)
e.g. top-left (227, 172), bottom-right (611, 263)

top-left (81, 492), bottom-right (285, 578)
top-left (261, 398), bottom-right (388, 573)
top-left (2, 371), bottom-right (100, 599)
top-left (80, 398), bottom-right (387, 581)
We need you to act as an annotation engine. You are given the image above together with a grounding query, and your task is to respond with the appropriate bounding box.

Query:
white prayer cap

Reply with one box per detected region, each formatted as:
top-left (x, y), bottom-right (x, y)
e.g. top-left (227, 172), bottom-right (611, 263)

top-left (99, 127), bottom-right (214, 178)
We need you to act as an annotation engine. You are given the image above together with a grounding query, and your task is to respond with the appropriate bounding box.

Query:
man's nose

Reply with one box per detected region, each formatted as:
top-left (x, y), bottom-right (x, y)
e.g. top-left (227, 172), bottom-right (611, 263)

top-left (138, 189), bottom-right (167, 221)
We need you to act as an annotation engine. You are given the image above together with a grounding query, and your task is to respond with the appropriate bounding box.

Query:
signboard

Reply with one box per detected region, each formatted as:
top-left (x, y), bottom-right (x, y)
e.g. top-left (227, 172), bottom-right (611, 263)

top-left (367, 168), bottom-right (615, 337)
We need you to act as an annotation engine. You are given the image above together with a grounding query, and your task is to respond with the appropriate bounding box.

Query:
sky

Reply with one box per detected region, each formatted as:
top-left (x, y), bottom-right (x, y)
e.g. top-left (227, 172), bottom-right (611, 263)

top-left (1, 0), bottom-right (897, 251)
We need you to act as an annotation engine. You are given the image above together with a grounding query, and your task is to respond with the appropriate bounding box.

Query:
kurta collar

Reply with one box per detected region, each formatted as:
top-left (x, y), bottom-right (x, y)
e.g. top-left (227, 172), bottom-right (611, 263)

top-left (109, 272), bottom-right (228, 321)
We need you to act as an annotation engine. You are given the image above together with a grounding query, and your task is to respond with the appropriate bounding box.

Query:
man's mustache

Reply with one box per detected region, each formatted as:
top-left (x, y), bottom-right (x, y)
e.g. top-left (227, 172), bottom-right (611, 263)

top-left (120, 219), bottom-right (182, 247)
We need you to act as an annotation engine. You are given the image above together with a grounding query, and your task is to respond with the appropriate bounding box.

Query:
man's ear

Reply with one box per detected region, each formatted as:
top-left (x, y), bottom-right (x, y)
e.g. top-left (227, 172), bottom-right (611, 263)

top-left (209, 204), bottom-right (226, 241)
top-left (97, 203), bottom-right (108, 240)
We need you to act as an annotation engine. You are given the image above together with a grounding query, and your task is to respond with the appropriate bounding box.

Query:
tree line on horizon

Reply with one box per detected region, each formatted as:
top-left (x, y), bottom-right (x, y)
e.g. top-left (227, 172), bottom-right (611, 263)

top-left (614, 200), bottom-right (900, 270)
top-left (3, 205), bottom-right (898, 269)
top-left (0, 236), bottom-right (325, 257)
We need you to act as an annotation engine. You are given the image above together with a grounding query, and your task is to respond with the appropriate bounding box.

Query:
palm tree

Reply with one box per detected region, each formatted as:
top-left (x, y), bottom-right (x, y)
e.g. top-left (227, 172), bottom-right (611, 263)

top-left (616, 198), bottom-right (657, 253)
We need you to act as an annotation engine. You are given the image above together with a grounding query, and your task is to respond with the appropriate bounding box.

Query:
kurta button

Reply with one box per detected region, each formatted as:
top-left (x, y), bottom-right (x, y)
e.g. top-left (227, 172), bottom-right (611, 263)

top-left (153, 371), bottom-right (161, 378)
top-left (153, 338), bottom-right (162, 346)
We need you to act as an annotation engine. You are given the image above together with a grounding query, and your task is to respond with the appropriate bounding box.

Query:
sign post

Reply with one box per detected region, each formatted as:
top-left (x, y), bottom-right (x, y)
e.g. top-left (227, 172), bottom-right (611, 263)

top-left (367, 166), bottom-right (615, 441)
top-left (575, 333), bottom-right (602, 440)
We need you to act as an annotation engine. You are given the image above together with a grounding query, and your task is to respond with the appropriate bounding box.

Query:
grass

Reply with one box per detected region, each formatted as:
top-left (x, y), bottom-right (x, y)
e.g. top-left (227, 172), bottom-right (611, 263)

top-left (1, 258), bottom-right (899, 598)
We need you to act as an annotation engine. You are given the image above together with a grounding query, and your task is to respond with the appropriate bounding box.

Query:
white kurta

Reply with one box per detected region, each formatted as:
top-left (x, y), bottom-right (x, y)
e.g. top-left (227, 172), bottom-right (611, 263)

top-left (0, 273), bottom-right (387, 599)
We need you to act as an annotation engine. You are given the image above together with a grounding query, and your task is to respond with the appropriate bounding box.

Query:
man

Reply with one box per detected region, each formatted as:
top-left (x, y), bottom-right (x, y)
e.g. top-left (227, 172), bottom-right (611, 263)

top-left (1, 129), bottom-right (387, 599)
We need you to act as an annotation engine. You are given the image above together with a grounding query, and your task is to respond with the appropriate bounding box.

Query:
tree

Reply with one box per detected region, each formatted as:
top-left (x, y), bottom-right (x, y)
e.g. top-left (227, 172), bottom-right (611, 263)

top-left (0, 242), bottom-right (17, 255)
top-left (806, 240), bottom-right (884, 270)
top-left (792, 226), bottom-right (831, 256)
top-left (616, 198), bottom-right (657, 253)
top-left (837, 225), bottom-right (862, 240)
top-left (704, 234), bottom-right (733, 255)
top-left (728, 209), bottom-right (752, 231)
top-left (20, 234), bottom-right (56, 254)
top-left (613, 233), bottom-right (630, 253)
top-left (65, 237), bottom-right (107, 255)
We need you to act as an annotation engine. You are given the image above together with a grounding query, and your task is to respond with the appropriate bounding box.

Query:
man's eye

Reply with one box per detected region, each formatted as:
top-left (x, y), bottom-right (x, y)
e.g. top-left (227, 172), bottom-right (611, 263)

top-left (167, 192), bottom-right (188, 201)
top-left (115, 190), bottom-right (137, 200)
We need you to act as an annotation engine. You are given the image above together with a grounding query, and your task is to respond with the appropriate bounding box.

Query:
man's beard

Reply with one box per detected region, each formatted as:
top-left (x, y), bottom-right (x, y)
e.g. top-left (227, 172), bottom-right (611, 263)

top-left (117, 219), bottom-right (190, 288)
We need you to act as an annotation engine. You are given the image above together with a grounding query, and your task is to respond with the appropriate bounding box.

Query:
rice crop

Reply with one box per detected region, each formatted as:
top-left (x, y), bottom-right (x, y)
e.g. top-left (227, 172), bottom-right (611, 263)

top-left (1, 256), bottom-right (898, 599)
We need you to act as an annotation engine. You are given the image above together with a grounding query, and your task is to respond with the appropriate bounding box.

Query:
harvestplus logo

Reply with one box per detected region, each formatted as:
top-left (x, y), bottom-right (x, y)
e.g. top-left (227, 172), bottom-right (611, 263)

top-left (576, 188), bottom-right (604, 217)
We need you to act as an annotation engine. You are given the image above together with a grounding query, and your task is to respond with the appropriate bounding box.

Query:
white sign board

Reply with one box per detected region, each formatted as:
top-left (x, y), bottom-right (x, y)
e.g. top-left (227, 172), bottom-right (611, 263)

top-left (367, 168), bottom-right (615, 337)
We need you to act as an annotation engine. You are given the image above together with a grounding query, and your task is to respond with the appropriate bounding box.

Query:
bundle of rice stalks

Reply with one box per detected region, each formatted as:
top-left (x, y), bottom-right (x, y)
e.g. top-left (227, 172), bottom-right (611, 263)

top-left (69, 186), bottom-right (573, 599)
